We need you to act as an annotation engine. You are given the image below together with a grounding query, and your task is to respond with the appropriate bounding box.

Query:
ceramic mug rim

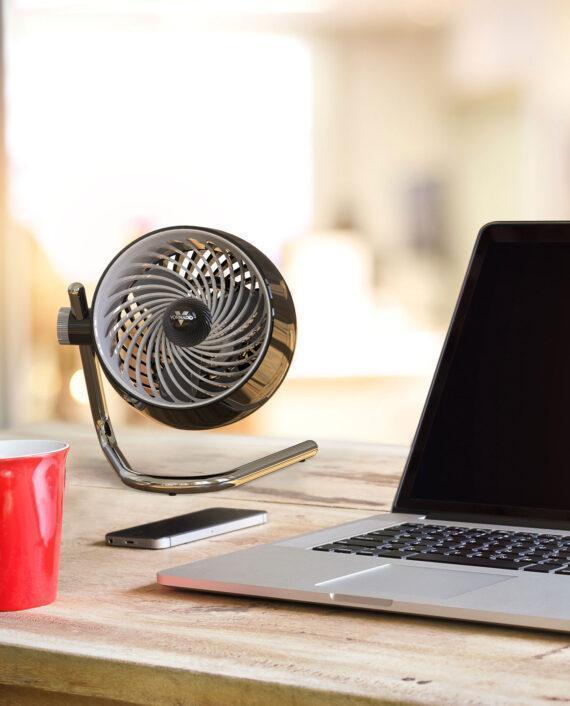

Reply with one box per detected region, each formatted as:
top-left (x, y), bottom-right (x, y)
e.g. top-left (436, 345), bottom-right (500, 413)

top-left (0, 440), bottom-right (69, 461)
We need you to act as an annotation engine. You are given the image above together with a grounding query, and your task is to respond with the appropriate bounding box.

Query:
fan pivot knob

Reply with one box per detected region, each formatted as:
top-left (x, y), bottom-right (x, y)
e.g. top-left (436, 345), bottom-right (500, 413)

top-left (163, 297), bottom-right (212, 348)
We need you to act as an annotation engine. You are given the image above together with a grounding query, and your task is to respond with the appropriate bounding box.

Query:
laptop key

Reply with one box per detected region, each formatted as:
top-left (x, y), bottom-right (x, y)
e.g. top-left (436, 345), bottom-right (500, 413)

top-left (375, 550), bottom-right (416, 558)
top-left (406, 544), bottom-right (434, 552)
top-left (493, 553), bottom-right (520, 560)
top-left (336, 543), bottom-right (378, 553)
top-left (339, 540), bottom-right (381, 549)
top-left (381, 541), bottom-right (409, 548)
top-left (555, 568), bottom-right (570, 575)
top-left (524, 563), bottom-right (565, 573)
top-left (410, 554), bottom-right (532, 570)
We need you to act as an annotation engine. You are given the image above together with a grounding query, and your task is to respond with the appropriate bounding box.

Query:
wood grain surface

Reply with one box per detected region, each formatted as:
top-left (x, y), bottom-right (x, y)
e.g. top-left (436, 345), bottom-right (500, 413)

top-left (0, 424), bottom-right (569, 706)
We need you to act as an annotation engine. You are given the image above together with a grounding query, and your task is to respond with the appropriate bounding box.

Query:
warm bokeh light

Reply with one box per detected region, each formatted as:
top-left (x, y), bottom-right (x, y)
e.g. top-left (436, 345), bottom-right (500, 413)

top-left (69, 369), bottom-right (89, 406)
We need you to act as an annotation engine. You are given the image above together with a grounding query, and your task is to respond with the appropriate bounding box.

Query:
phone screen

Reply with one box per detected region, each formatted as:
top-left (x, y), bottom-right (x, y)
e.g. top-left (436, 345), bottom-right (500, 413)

top-left (109, 508), bottom-right (261, 540)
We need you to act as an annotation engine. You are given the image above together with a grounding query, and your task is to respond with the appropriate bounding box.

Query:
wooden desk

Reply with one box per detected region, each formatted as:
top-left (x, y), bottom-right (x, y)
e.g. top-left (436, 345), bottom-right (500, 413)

top-left (0, 424), bottom-right (569, 706)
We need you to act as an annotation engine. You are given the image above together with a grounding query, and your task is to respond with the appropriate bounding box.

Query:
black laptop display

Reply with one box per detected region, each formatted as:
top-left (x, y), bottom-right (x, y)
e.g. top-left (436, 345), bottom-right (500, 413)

top-left (394, 222), bottom-right (570, 524)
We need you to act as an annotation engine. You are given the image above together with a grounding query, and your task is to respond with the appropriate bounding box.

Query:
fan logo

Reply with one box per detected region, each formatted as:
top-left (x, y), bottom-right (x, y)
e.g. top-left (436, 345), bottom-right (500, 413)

top-left (170, 310), bottom-right (197, 325)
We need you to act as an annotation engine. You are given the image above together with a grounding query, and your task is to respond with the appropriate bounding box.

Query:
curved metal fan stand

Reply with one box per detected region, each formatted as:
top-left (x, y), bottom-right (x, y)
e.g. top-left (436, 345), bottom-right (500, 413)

top-left (63, 283), bottom-right (318, 495)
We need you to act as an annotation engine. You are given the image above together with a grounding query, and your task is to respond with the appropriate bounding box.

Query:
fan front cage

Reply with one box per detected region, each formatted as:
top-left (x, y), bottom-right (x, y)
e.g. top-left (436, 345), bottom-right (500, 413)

top-left (92, 228), bottom-right (273, 410)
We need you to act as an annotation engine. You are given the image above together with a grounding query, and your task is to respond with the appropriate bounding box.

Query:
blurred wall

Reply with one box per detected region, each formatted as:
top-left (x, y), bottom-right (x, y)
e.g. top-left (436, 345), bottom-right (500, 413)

top-left (3, 0), bottom-right (570, 444)
top-left (0, 3), bottom-right (11, 429)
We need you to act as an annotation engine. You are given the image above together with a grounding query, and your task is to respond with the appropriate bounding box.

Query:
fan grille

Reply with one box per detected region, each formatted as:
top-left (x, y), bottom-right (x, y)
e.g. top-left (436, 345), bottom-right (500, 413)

top-left (92, 231), bottom-right (271, 408)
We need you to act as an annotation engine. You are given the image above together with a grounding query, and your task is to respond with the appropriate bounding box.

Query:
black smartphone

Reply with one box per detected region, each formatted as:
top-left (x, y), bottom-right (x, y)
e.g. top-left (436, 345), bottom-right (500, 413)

top-left (105, 507), bottom-right (267, 549)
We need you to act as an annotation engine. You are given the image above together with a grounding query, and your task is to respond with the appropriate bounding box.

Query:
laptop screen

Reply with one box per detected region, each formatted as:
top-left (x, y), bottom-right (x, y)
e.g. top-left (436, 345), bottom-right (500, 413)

top-left (394, 223), bottom-right (570, 522)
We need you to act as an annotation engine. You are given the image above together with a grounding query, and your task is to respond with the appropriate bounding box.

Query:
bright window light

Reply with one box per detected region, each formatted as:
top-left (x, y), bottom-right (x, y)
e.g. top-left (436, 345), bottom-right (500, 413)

top-left (6, 13), bottom-right (313, 282)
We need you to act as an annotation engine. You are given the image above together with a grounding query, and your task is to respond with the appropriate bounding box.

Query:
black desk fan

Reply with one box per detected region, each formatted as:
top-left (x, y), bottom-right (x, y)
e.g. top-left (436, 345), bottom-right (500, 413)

top-left (57, 226), bottom-right (318, 494)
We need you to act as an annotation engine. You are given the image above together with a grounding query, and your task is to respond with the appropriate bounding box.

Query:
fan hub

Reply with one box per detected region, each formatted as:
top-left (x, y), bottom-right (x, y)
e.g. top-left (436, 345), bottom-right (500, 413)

top-left (162, 297), bottom-right (212, 348)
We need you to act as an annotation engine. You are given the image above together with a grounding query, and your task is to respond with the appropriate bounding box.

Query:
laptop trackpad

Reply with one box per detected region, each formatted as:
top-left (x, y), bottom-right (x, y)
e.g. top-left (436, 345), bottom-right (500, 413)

top-left (316, 563), bottom-right (513, 601)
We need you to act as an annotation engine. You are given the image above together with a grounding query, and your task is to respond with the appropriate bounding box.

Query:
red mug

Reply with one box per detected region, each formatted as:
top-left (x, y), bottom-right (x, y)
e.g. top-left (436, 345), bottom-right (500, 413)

top-left (0, 440), bottom-right (69, 611)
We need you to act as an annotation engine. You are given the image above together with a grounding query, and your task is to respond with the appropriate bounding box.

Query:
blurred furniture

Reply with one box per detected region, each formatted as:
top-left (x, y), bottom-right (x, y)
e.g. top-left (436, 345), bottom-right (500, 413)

top-left (0, 424), bottom-right (567, 706)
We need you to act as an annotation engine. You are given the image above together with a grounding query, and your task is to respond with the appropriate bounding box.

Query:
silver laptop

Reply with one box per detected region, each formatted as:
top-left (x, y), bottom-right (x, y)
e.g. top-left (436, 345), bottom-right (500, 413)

top-left (158, 222), bottom-right (570, 632)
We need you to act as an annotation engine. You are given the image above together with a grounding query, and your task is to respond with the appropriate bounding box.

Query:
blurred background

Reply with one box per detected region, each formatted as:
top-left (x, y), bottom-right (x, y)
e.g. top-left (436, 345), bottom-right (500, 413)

top-left (1, 0), bottom-right (569, 445)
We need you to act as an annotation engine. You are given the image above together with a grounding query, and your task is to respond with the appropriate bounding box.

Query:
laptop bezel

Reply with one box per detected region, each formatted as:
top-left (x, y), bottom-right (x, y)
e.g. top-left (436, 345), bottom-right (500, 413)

top-left (392, 221), bottom-right (570, 524)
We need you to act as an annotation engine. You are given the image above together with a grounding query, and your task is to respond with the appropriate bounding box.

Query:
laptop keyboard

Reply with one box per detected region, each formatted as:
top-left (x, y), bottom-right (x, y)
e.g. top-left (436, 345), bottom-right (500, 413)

top-left (312, 522), bottom-right (570, 574)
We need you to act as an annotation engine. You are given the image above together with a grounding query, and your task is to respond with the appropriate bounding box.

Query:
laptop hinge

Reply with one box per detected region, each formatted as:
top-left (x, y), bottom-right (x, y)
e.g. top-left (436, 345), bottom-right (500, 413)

top-left (425, 511), bottom-right (570, 531)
